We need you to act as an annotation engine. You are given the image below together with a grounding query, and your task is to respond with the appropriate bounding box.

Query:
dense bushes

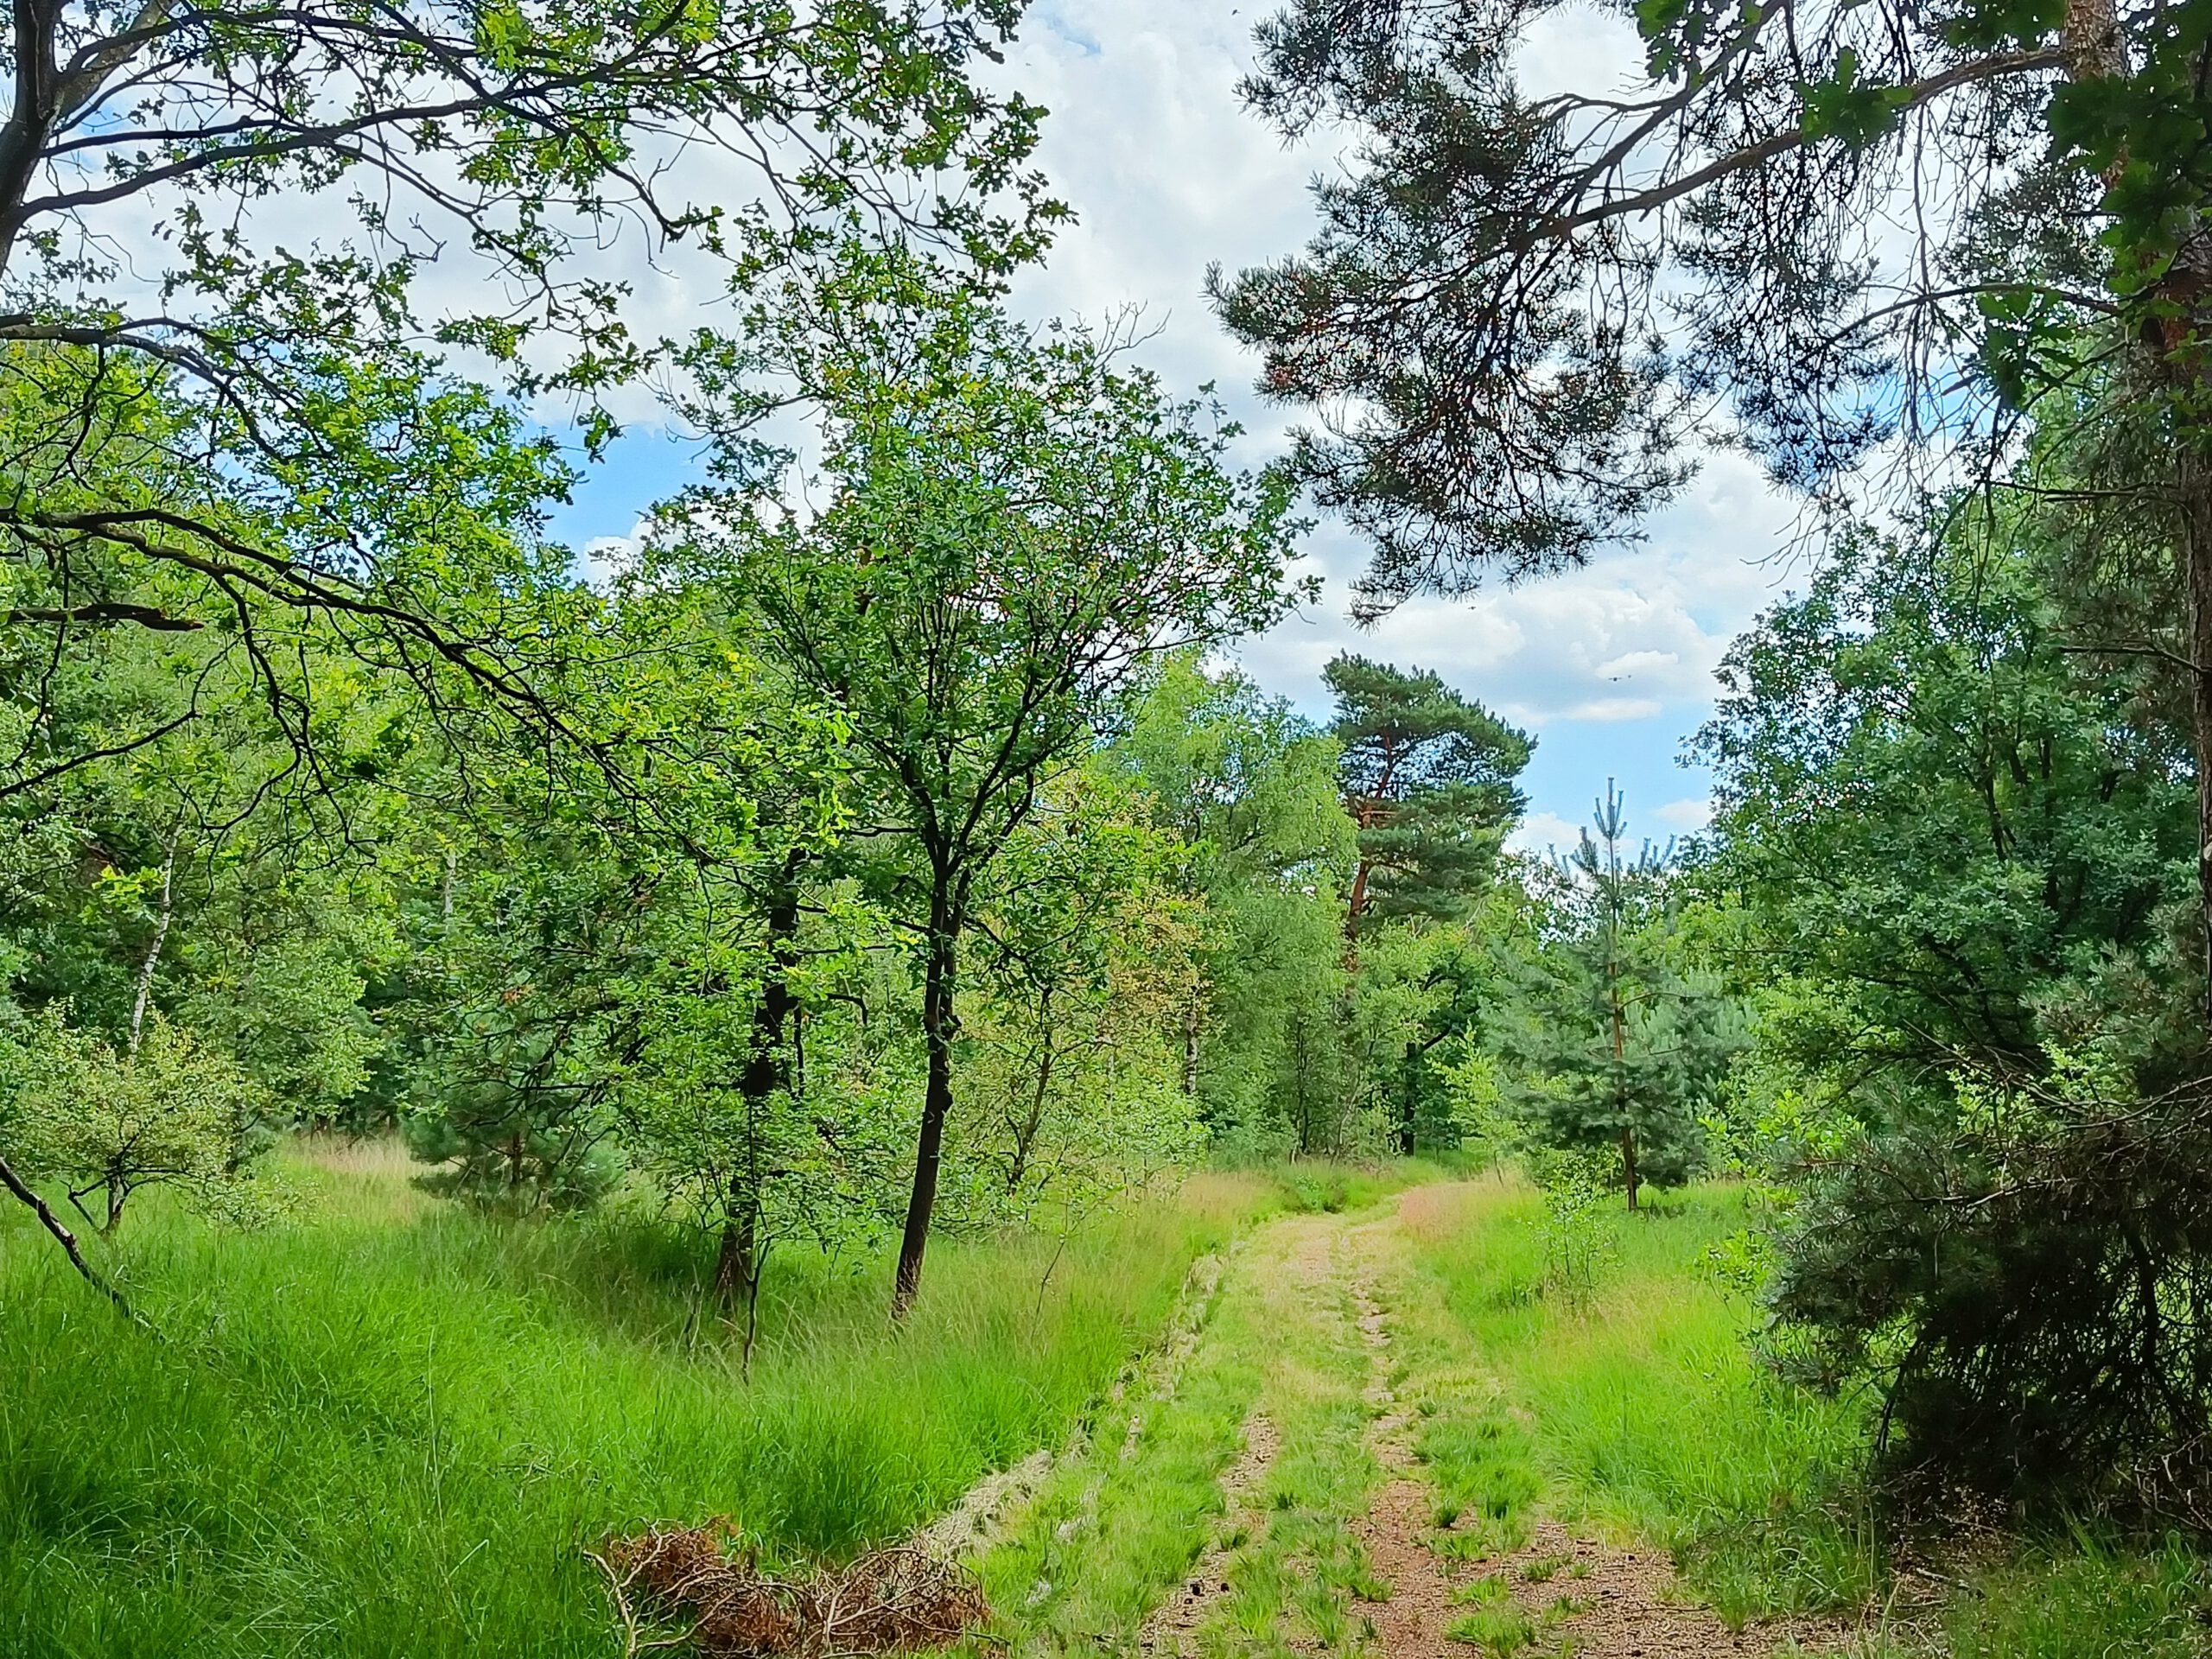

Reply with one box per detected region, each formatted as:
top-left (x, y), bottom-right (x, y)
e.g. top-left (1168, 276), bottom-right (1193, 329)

top-left (1702, 514), bottom-right (2211, 1516)
top-left (1771, 1072), bottom-right (2212, 1517)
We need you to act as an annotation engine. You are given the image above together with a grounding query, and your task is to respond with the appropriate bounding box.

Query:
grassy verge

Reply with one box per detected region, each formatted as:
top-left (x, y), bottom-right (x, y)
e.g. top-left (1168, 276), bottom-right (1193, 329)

top-left (1255, 1155), bottom-right (1467, 1218)
top-left (1397, 1176), bottom-right (2212, 1656)
top-left (0, 1140), bottom-right (1271, 1659)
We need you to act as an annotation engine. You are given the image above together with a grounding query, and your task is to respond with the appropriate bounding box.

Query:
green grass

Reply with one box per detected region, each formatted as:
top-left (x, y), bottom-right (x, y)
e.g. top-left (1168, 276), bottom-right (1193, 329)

top-left (1258, 1155), bottom-right (1462, 1217)
top-left (976, 1206), bottom-right (1394, 1659)
top-left (17, 1154), bottom-right (2206, 1658)
top-left (0, 1139), bottom-right (1273, 1658)
top-left (1398, 1175), bottom-right (2212, 1652)
top-left (1398, 1177), bottom-right (1873, 1621)
top-left (1904, 1535), bottom-right (2212, 1659)
top-left (1444, 1601), bottom-right (1536, 1653)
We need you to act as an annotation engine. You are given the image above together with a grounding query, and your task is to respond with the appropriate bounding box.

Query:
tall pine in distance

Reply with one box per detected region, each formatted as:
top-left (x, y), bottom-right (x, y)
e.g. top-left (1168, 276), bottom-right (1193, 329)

top-left (1325, 654), bottom-right (1531, 946)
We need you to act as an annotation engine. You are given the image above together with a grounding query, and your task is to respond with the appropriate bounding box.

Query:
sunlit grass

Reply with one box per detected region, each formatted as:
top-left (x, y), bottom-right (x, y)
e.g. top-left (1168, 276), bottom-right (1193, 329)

top-left (1395, 1178), bottom-right (1875, 1622)
top-left (0, 1140), bottom-right (1274, 1658)
top-left (1397, 1175), bottom-right (2212, 1652)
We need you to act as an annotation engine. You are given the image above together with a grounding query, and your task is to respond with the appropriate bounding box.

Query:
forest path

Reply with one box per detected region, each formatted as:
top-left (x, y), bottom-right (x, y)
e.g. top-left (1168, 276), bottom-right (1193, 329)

top-left (979, 1184), bottom-right (1836, 1659)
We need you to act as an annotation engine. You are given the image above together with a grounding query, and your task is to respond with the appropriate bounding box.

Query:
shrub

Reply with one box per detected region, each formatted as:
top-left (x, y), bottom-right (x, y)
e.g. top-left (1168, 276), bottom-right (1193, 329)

top-left (1769, 1058), bottom-right (2212, 1520)
top-left (3, 1010), bottom-right (277, 1233)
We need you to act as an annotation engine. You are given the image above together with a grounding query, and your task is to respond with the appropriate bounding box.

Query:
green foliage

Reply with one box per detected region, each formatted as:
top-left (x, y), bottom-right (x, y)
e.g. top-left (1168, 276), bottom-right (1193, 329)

top-left (1698, 513), bottom-right (2212, 1512)
top-left (662, 254), bottom-right (1305, 1309)
top-left (1488, 791), bottom-right (1744, 1206)
top-left (1768, 1055), bottom-right (2212, 1514)
top-left (1108, 656), bottom-right (1361, 1156)
top-left (1217, 0), bottom-right (2212, 618)
top-left (0, 0), bottom-right (1058, 799)
top-left (2, 1012), bottom-right (276, 1235)
top-left (1697, 525), bottom-right (2196, 1096)
top-left (1325, 652), bottom-right (1530, 935)
top-left (178, 917), bottom-right (395, 1128)
top-left (1525, 1146), bottom-right (1619, 1294)
top-left (1434, 1033), bottom-right (1514, 1164)
top-left (0, 1150), bottom-right (1268, 1657)
top-left (952, 766), bottom-right (1209, 1224)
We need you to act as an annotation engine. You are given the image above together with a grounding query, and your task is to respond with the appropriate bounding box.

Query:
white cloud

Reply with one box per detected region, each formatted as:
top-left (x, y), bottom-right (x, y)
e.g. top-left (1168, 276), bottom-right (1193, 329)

top-left (1508, 810), bottom-right (1586, 856)
top-left (1650, 797), bottom-right (1713, 832)
top-left (580, 530), bottom-right (648, 586)
top-left (54, 0), bottom-right (1805, 830)
top-left (976, 6), bottom-right (1810, 819)
top-left (1557, 695), bottom-right (1666, 723)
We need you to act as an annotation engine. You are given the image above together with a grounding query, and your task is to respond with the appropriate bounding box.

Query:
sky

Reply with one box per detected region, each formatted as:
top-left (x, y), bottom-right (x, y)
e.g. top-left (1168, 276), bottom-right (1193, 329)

top-left (545, 0), bottom-right (1816, 856)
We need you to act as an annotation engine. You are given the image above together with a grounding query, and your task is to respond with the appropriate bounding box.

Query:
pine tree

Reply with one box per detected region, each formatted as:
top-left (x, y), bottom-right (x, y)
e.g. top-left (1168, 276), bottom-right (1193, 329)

top-left (1325, 654), bottom-right (1531, 943)
top-left (1496, 785), bottom-right (1741, 1210)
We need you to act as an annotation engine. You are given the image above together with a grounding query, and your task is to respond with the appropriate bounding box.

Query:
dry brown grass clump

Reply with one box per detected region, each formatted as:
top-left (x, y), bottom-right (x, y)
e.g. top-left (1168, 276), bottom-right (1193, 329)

top-left (587, 1521), bottom-right (991, 1658)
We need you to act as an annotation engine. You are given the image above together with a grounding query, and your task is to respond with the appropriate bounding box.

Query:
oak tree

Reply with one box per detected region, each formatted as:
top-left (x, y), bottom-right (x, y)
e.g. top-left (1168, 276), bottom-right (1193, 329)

top-left (669, 255), bottom-right (1302, 1314)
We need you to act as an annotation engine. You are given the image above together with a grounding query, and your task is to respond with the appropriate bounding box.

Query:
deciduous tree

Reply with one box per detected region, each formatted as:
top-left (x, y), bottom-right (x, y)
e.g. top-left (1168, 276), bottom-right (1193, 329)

top-left (669, 256), bottom-right (1302, 1314)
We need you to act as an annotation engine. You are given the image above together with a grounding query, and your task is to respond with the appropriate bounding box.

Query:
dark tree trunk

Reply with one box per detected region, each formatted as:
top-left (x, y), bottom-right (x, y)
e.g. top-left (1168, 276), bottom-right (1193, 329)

top-left (716, 855), bottom-right (802, 1367)
top-left (713, 1211), bottom-right (757, 1306)
top-left (1608, 949), bottom-right (1637, 1210)
top-left (2182, 451), bottom-right (2212, 1036)
top-left (728, 859), bottom-right (801, 1253)
top-left (893, 886), bottom-right (959, 1319)
top-left (713, 1207), bottom-right (766, 1379)
top-left (1182, 1004), bottom-right (1201, 1098)
top-left (1397, 1039), bottom-right (1419, 1155)
top-left (0, 1149), bottom-right (141, 1323)
top-left (745, 861), bottom-right (803, 1103)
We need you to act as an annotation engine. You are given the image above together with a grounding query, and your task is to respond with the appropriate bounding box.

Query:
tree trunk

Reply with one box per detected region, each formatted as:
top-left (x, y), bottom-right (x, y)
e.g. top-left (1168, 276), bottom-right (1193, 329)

top-left (0, 1150), bottom-right (142, 1323)
top-left (1608, 938), bottom-right (1637, 1210)
top-left (127, 840), bottom-right (175, 1060)
top-left (712, 1206), bottom-right (765, 1377)
top-left (1182, 1003), bottom-right (1201, 1098)
top-left (713, 1209), bottom-right (758, 1308)
top-left (722, 852), bottom-right (800, 1305)
top-left (893, 887), bottom-right (959, 1320)
top-left (2184, 456), bottom-right (2212, 1035)
top-left (1398, 1039), bottom-right (1419, 1155)
top-left (1344, 857), bottom-right (1373, 956)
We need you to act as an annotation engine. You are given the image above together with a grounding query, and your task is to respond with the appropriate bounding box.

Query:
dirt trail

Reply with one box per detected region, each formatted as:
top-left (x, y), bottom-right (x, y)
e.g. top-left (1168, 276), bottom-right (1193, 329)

top-left (973, 1190), bottom-right (1850, 1657)
top-left (1115, 1192), bottom-right (1846, 1659)
top-left (1338, 1203), bottom-right (1840, 1659)
top-left (1134, 1411), bottom-right (1281, 1653)
top-left (1133, 1231), bottom-right (1323, 1656)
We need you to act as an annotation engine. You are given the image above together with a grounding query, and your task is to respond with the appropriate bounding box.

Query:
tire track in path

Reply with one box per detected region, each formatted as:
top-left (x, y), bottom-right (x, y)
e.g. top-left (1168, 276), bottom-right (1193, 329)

top-left (1338, 1198), bottom-right (1845, 1659)
top-left (978, 1186), bottom-right (1847, 1658)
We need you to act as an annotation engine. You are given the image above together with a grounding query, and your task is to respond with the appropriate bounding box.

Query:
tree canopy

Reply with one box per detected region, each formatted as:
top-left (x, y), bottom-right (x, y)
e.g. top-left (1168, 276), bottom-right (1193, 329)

top-left (1325, 652), bottom-right (1529, 939)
